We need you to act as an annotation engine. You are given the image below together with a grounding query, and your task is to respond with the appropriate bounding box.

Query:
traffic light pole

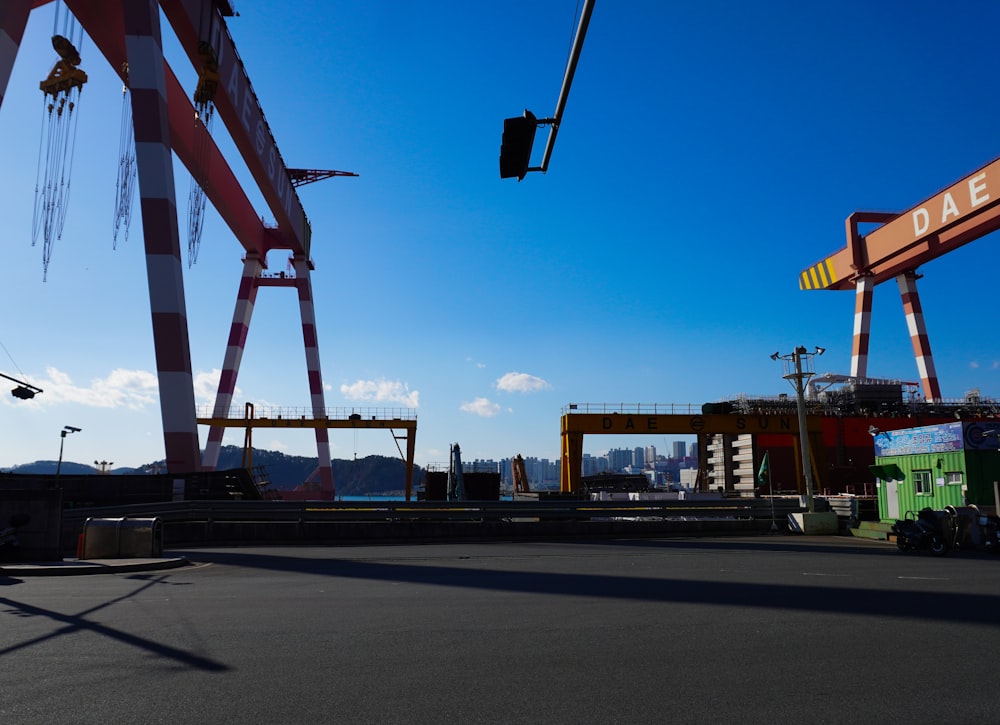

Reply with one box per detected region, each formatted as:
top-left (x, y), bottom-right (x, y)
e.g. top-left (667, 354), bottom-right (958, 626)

top-left (500, 0), bottom-right (595, 180)
top-left (535, 0), bottom-right (595, 174)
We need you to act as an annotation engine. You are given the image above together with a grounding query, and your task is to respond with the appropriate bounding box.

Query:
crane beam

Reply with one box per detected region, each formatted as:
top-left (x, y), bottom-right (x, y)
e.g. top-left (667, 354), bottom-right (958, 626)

top-left (287, 168), bottom-right (359, 188)
top-left (160, 0), bottom-right (311, 256)
top-left (801, 155), bottom-right (1000, 290)
top-left (0, 1), bottom-right (32, 109)
top-left (61, 0), bottom-right (289, 261)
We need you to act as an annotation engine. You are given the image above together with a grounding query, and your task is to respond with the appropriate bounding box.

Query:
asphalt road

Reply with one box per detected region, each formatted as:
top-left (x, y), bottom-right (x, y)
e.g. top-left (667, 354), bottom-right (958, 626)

top-left (2, 535), bottom-right (999, 724)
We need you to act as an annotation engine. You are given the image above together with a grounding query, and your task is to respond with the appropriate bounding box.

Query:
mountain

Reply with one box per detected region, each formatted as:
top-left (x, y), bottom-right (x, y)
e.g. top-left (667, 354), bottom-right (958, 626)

top-left (5, 446), bottom-right (425, 496)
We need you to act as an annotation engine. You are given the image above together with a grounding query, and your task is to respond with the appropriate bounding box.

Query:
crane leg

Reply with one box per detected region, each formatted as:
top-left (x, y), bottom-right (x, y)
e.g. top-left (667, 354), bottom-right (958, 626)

top-left (203, 254), bottom-right (263, 470)
top-left (560, 430), bottom-right (582, 493)
top-left (897, 272), bottom-right (942, 402)
top-left (292, 256), bottom-right (334, 495)
top-left (125, 0), bottom-right (200, 472)
top-left (850, 275), bottom-right (874, 379)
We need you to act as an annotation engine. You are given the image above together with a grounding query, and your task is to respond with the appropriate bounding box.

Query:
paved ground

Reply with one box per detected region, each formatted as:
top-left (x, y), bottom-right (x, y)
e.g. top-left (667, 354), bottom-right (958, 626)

top-left (1, 556), bottom-right (190, 576)
top-left (2, 535), bottom-right (999, 724)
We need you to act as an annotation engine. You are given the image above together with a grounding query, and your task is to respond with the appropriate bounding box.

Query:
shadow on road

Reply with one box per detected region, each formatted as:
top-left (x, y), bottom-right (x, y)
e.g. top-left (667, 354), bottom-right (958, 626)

top-left (0, 575), bottom-right (229, 671)
top-left (183, 541), bottom-right (1000, 627)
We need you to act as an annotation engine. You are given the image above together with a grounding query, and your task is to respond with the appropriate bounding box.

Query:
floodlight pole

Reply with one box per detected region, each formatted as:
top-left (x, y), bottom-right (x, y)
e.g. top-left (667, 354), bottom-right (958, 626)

top-left (772, 346), bottom-right (824, 513)
top-left (56, 426), bottom-right (81, 480)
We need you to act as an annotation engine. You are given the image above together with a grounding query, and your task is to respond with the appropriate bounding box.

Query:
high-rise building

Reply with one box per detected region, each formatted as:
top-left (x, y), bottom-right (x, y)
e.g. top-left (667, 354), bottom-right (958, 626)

top-left (633, 447), bottom-right (645, 468)
top-left (607, 448), bottom-right (632, 472)
top-left (672, 441), bottom-right (686, 460)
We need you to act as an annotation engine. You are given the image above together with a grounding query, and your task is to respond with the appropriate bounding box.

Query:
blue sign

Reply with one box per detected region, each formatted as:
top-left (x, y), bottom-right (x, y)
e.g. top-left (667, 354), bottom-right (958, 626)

top-left (874, 422), bottom-right (963, 456)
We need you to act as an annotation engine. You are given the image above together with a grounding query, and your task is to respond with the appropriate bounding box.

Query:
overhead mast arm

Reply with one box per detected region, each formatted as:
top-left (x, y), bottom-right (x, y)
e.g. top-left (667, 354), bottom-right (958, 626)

top-left (535, 0), bottom-right (595, 174)
top-left (1, 371), bottom-right (43, 399)
top-left (499, 0), bottom-right (595, 180)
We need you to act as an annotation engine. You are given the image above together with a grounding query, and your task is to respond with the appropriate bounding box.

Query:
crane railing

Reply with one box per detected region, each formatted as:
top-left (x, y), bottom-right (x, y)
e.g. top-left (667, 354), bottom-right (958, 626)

top-left (196, 405), bottom-right (417, 421)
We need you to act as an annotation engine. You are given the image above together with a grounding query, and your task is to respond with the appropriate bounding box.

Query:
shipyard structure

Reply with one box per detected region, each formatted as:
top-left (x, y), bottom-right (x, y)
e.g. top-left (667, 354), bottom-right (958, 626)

top-left (561, 377), bottom-right (1000, 509)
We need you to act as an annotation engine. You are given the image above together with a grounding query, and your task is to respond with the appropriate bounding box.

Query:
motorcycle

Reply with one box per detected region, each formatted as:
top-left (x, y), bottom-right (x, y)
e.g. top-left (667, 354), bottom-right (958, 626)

top-left (0, 513), bottom-right (31, 561)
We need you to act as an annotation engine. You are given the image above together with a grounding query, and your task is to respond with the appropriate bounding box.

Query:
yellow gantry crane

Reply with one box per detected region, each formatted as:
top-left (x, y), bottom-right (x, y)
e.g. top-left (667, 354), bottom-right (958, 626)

top-left (197, 403), bottom-right (419, 500)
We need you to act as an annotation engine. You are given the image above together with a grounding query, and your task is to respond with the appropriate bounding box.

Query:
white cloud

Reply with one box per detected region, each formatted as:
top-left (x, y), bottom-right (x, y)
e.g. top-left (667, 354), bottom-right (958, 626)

top-left (496, 371), bottom-right (551, 393)
top-left (193, 368), bottom-right (242, 405)
top-left (340, 378), bottom-right (419, 407)
top-left (2, 366), bottom-right (242, 411)
top-left (460, 397), bottom-right (501, 417)
top-left (18, 367), bottom-right (160, 409)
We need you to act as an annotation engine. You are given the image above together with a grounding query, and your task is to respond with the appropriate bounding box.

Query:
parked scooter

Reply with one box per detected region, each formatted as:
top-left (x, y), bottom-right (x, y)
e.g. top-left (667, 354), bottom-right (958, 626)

top-left (943, 505), bottom-right (1000, 553)
top-left (0, 513), bottom-right (31, 561)
top-left (893, 508), bottom-right (955, 556)
top-left (894, 505), bottom-right (1000, 556)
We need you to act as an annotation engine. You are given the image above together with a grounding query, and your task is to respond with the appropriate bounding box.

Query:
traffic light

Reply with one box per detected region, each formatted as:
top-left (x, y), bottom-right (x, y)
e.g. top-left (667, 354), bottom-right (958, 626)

top-left (11, 386), bottom-right (35, 400)
top-left (499, 110), bottom-right (538, 180)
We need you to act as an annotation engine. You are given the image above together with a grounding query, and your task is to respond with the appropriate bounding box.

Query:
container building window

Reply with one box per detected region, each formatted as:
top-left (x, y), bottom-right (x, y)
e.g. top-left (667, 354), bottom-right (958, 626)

top-left (946, 471), bottom-right (963, 486)
top-left (913, 470), bottom-right (933, 496)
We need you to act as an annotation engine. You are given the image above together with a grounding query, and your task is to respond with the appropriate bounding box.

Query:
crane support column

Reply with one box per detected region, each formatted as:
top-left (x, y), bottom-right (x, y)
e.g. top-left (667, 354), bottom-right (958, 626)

top-left (403, 428), bottom-right (416, 501)
top-left (850, 275), bottom-right (874, 379)
top-left (0, 0), bottom-right (31, 109)
top-left (897, 272), bottom-right (942, 402)
top-left (292, 255), bottom-right (333, 492)
top-left (125, 0), bottom-right (201, 472)
top-left (203, 254), bottom-right (264, 470)
top-left (560, 429), bottom-right (583, 493)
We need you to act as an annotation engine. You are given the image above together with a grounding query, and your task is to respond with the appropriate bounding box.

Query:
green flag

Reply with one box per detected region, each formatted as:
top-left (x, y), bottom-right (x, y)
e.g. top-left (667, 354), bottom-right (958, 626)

top-left (757, 451), bottom-right (769, 487)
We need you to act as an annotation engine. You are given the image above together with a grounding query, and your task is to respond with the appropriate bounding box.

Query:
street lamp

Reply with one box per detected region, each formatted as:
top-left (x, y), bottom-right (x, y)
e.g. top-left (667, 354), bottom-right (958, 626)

top-left (55, 425), bottom-right (82, 479)
top-left (771, 346), bottom-right (825, 513)
top-left (868, 425), bottom-right (890, 441)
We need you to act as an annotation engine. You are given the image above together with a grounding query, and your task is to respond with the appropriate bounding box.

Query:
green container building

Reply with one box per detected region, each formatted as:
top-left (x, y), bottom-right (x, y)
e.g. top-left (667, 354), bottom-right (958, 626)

top-left (872, 421), bottom-right (1000, 521)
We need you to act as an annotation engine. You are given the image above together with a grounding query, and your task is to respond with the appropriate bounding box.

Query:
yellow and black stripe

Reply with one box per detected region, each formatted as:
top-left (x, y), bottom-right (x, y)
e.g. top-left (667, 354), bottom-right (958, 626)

top-left (799, 257), bottom-right (838, 290)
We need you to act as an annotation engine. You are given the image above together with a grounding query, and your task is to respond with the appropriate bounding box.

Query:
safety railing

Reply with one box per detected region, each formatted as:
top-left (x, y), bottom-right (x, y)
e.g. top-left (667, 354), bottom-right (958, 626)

top-left (196, 405), bottom-right (417, 421)
top-left (562, 403), bottom-right (702, 416)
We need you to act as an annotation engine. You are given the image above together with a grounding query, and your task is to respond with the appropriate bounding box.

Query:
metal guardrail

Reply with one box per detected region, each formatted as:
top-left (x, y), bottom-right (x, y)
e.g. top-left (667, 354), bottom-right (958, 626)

top-left (61, 498), bottom-right (814, 526)
top-left (56, 498), bottom-right (843, 551)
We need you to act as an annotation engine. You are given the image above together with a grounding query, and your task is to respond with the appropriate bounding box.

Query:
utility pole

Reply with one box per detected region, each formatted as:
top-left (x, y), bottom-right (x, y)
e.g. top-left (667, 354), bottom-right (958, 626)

top-left (771, 347), bottom-right (825, 513)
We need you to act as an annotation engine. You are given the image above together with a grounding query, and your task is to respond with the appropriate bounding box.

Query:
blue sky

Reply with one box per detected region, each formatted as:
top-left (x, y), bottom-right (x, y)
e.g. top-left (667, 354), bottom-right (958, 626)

top-left (3, 1), bottom-right (1000, 471)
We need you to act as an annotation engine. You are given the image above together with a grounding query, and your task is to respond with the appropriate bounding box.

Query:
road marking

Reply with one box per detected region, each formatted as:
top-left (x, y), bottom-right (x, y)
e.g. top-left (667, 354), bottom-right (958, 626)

top-left (898, 576), bottom-right (950, 581)
top-left (803, 572), bottom-right (850, 577)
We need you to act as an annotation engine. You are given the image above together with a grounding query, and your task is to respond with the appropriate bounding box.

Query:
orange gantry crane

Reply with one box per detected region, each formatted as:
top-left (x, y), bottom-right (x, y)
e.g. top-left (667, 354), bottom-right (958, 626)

top-left (1, 1), bottom-right (351, 493)
top-left (799, 156), bottom-right (1000, 402)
